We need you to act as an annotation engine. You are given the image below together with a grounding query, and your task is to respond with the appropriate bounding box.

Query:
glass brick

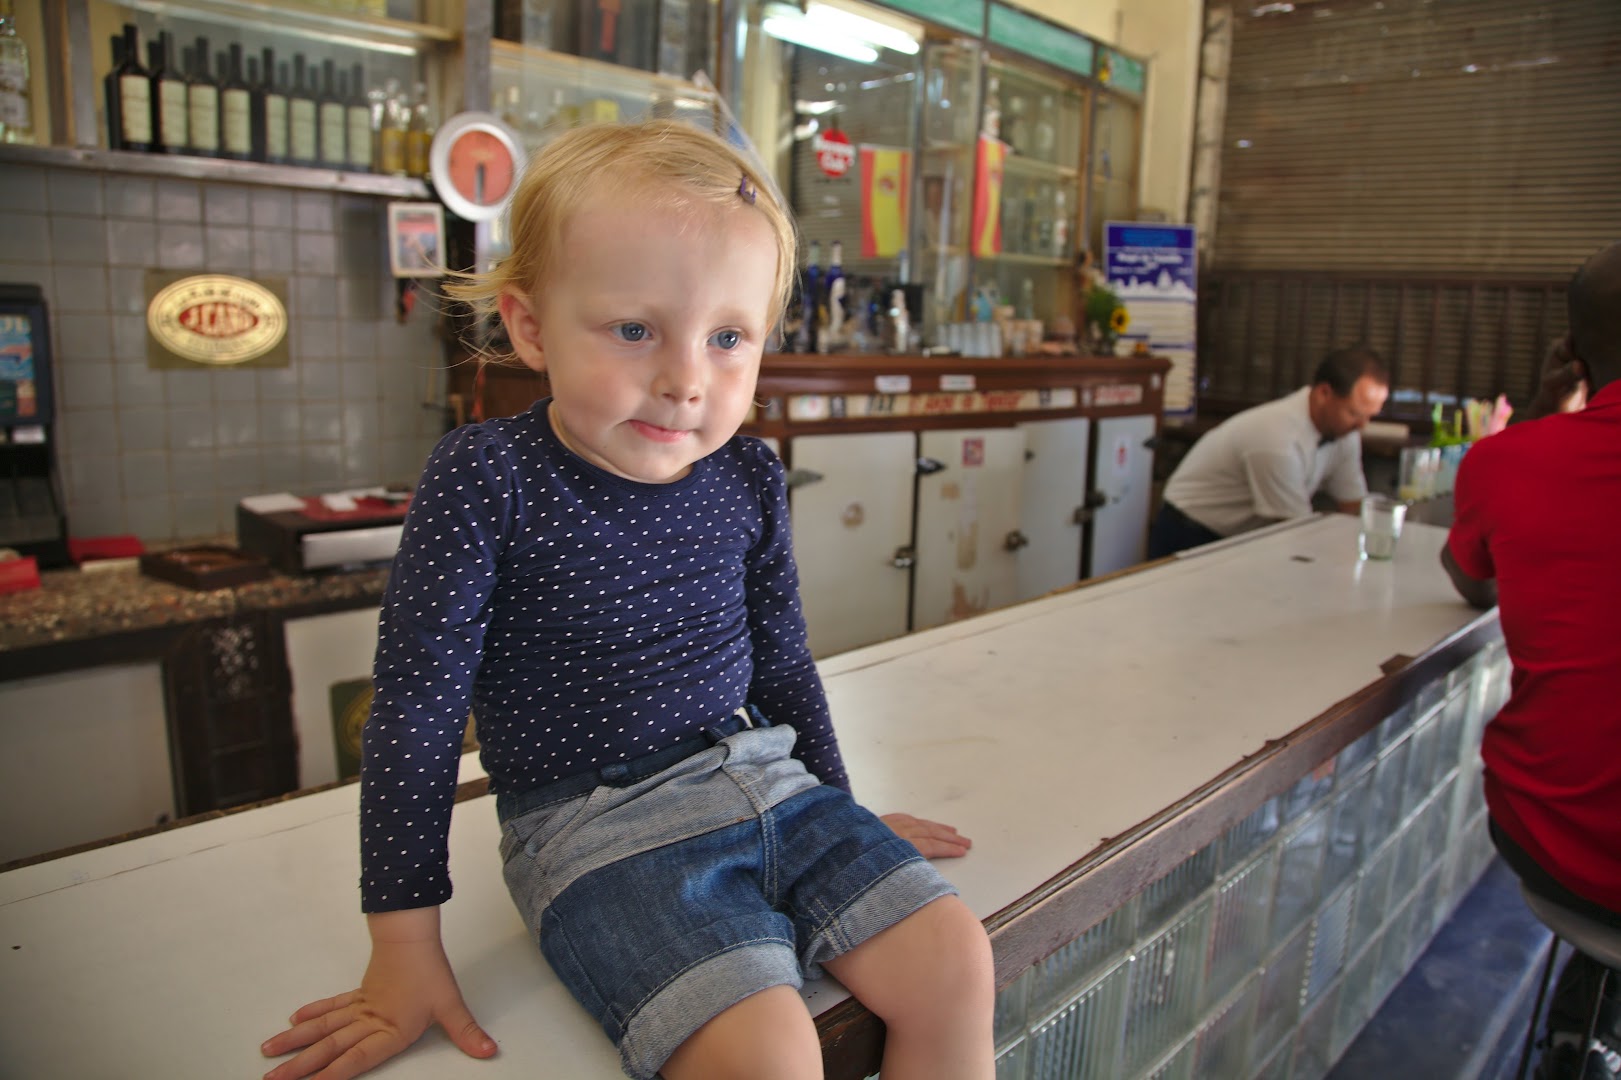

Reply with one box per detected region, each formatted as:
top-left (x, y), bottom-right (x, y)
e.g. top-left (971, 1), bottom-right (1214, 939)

top-left (1025, 958), bottom-right (1128, 1080)
top-left (1401, 713), bottom-right (1443, 821)
top-left (1391, 814), bottom-right (1427, 902)
top-left (1407, 871), bottom-right (1443, 964)
top-left (1026, 899), bottom-right (1136, 1022)
top-left (1280, 763), bottom-right (1337, 824)
top-left (1121, 900), bottom-right (1211, 1076)
top-left (1271, 807), bottom-right (1328, 946)
top-left (1250, 1036), bottom-right (1293, 1080)
top-left (1140, 1036), bottom-right (1195, 1080)
top-left (1335, 727), bottom-right (1378, 780)
top-left (1193, 975), bottom-right (1259, 1079)
top-left (1367, 736), bottom-right (1409, 840)
top-left (1305, 885), bottom-right (1354, 1006)
top-left (1205, 849), bottom-right (1277, 1010)
top-left (996, 969), bottom-right (1032, 1051)
top-left (1375, 700), bottom-right (1415, 748)
top-left (1220, 797), bottom-right (1281, 872)
top-left (995, 1039), bottom-right (1027, 1080)
top-left (1322, 769), bottom-right (1371, 894)
top-left (1138, 843), bottom-right (1219, 937)
top-left (1414, 672), bottom-right (1447, 716)
top-left (1253, 920), bottom-right (1311, 1060)
top-left (1435, 688), bottom-right (1469, 776)
top-left (1333, 937), bottom-right (1382, 1058)
top-left (1351, 837), bottom-right (1398, 957)
top-left (1377, 900), bottom-right (1419, 999)
top-left (1289, 984), bottom-right (1341, 1080)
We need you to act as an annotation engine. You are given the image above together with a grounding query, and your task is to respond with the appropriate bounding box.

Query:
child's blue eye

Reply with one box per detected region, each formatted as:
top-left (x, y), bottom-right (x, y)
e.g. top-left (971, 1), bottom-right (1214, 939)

top-left (710, 329), bottom-right (742, 350)
top-left (614, 323), bottom-right (648, 342)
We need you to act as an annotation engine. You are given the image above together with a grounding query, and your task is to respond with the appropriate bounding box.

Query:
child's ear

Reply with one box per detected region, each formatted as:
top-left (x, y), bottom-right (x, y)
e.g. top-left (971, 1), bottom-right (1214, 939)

top-left (498, 287), bottom-right (546, 373)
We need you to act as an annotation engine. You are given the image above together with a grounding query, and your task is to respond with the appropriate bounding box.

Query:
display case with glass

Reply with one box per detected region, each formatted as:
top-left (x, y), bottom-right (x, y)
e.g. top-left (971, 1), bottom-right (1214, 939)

top-left (916, 38), bottom-right (979, 340)
top-left (974, 56), bottom-right (1085, 331)
top-left (1088, 87), bottom-right (1141, 254)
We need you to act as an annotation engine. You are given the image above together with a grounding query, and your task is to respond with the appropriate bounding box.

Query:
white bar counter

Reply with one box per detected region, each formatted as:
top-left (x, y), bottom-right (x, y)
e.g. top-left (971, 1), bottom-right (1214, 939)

top-left (0, 516), bottom-right (1493, 1079)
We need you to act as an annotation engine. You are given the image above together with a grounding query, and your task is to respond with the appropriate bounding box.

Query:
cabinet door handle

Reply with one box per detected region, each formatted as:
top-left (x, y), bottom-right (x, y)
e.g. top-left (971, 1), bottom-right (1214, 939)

top-left (891, 545), bottom-right (917, 569)
top-left (785, 468), bottom-right (825, 489)
top-left (916, 457), bottom-right (947, 476)
top-left (1003, 530), bottom-right (1031, 552)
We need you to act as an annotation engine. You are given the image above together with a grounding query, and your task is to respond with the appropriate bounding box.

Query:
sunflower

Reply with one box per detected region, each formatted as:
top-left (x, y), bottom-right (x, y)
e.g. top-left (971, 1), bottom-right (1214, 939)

top-left (1110, 306), bottom-right (1131, 334)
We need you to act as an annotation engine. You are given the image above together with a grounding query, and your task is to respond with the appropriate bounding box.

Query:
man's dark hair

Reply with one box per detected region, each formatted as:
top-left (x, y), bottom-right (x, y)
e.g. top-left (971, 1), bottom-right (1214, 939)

top-left (1312, 346), bottom-right (1390, 397)
top-left (1568, 240), bottom-right (1621, 390)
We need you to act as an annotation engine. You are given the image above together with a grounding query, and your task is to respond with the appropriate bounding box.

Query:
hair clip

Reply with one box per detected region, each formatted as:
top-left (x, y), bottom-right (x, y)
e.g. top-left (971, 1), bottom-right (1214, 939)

top-left (738, 174), bottom-right (757, 204)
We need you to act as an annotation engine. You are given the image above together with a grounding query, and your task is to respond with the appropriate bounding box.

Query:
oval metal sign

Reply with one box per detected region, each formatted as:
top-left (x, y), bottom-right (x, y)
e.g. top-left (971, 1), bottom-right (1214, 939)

top-left (147, 275), bottom-right (288, 366)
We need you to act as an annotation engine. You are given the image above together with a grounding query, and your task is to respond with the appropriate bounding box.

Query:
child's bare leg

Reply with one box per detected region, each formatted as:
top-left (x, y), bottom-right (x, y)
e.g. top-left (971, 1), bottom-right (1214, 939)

top-left (822, 894), bottom-right (994, 1080)
top-left (660, 984), bottom-right (822, 1080)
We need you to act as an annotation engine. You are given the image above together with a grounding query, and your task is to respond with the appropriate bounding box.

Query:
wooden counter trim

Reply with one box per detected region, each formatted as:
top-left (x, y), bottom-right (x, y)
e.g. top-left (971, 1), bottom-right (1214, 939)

top-left (816, 610), bottom-right (1502, 1078)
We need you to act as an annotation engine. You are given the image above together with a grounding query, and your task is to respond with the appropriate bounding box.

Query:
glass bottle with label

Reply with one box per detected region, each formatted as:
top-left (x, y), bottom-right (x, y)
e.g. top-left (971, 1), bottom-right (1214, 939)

top-left (187, 37), bottom-right (220, 156)
top-left (244, 55), bottom-right (265, 161)
top-left (405, 80), bottom-right (434, 178)
top-left (220, 44), bottom-right (252, 160)
top-left (0, 0), bottom-right (33, 145)
top-left (287, 54), bottom-right (317, 166)
top-left (345, 62), bottom-right (371, 173)
top-left (318, 58), bottom-right (346, 169)
top-left (377, 78), bottom-right (408, 177)
top-left (104, 35), bottom-right (126, 149)
top-left (148, 32), bottom-right (186, 154)
top-left (112, 24), bottom-right (151, 152)
top-left (262, 56), bottom-right (288, 165)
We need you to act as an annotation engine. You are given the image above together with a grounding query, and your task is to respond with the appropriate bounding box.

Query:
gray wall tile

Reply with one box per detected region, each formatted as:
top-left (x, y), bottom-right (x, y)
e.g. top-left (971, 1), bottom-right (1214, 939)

top-left (214, 367), bottom-right (260, 403)
top-left (67, 500), bottom-right (126, 537)
top-left (167, 404), bottom-right (218, 450)
top-left (123, 495), bottom-right (176, 540)
top-left (47, 171), bottom-right (105, 217)
top-left (118, 408), bottom-right (169, 453)
top-left (164, 369), bottom-right (214, 405)
top-left (299, 357), bottom-right (342, 399)
top-left (157, 223), bottom-right (206, 269)
top-left (300, 401), bottom-right (343, 442)
top-left (56, 313), bottom-right (112, 361)
top-left (252, 189), bottom-right (293, 229)
top-left (62, 415), bottom-right (119, 461)
top-left (155, 179), bottom-right (202, 222)
top-left (216, 448), bottom-right (262, 491)
top-left (115, 364), bottom-right (166, 407)
top-left (257, 365), bottom-right (300, 401)
top-left (259, 449), bottom-right (303, 491)
top-left (204, 185), bottom-right (252, 226)
top-left (50, 215), bottom-right (109, 265)
top-left (215, 401), bottom-right (262, 446)
top-left (121, 451), bottom-right (172, 499)
top-left (205, 226), bottom-right (253, 271)
top-left (258, 399), bottom-right (302, 443)
top-left (172, 494), bottom-right (222, 538)
top-left (300, 443), bottom-right (344, 489)
top-left (169, 451), bottom-right (218, 494)
top-left (251, 228), bottom-right (293, 274)
top-left (2, 211), bottom-right (52, 256)
top-left (294, 191), bottom-right (335, 232)
top-left (51, 266), bottom-right (110, 314)
top-left (297, 316), bottom-right (340, 360)
top-left (111, 314), bottom-right (148, 362)
top-left (293, 275), bottom-right (338, 318)
top-left (0, 164), bottom-right (48, 212)
top-left (63, 452), bottom-right (124, 503)
top-left (106, 266), bottom-right (148, 313)
top-left (105, 176), bottom-right (155, 218)
top-left (60, 359), bottom-right (117, 409)
top-left (294, 232), bottom-right (337, 275)
top-left (107, 219), bottom-right (157, 267)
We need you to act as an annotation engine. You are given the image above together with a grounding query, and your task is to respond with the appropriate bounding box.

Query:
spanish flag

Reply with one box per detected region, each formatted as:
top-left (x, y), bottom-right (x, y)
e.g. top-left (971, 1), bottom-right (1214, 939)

top-left (860, 145), bottom-right (912, 259)
top-left (972, 135), bottom-right (1006, 257)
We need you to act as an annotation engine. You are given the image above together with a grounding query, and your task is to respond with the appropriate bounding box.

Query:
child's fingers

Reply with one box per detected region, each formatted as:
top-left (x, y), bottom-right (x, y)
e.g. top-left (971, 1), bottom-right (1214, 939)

top-left (288, 990), bottom-right (358, 1026)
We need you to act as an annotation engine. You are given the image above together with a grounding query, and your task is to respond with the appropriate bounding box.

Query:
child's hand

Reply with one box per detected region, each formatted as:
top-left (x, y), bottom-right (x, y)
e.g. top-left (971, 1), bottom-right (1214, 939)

top-left (261, 910), bottom-right (496, 1080)
top-left (882, 813), bottom-right (973, 859)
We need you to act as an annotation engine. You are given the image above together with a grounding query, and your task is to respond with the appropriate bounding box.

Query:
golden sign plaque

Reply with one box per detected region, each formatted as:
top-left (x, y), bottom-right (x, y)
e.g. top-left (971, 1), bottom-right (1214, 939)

top-left (146, 273), bottom-right (289, 368)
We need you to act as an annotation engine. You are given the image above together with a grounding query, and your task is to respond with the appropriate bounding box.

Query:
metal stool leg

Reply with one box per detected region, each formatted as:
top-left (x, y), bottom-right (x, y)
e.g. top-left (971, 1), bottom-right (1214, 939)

top-left (1576, 967), bottom-right (1613, 1076)
top-left (1522, 937), bottom-right (1562, 1080)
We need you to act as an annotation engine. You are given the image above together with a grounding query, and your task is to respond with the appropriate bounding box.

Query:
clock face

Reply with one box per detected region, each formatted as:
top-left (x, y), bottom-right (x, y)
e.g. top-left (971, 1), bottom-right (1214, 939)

top-left (429, 113), bottom-right (524, 222)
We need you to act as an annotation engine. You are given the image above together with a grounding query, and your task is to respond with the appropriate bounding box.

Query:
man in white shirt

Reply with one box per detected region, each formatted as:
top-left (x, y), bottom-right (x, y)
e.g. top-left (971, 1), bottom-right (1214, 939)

top-left (1148, 346), bottom-right (1391, 558)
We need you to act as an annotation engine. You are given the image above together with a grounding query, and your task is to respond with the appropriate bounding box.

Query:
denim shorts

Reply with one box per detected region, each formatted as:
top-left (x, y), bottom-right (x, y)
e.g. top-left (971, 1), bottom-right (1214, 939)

top-left (496, 723), bottom-right (957, 1080)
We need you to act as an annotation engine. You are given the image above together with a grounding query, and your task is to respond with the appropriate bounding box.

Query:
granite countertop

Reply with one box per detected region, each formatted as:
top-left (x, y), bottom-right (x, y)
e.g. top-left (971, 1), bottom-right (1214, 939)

top-left (0, 556), bottom-right (389, 655)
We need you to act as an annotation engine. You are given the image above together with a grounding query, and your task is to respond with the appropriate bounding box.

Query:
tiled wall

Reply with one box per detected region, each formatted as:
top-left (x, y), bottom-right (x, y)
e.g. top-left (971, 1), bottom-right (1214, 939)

top-left (0, 161), bottom-right (448, 542)
top-left (990, 639), bottom-right (1511, 1080)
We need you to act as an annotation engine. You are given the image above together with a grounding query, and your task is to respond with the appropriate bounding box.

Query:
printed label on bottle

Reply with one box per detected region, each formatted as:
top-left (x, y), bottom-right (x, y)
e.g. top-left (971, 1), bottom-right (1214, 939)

top-left (379, 128), bottom-right (405, 175)
top-left (222, 88), bottom-right (251, 154)
top-left (264, 94), bottom-right (287, 158)
top-left (290, 100), bottom-right (316, 161)
top-left (406, 132), bottom-right (429, 178)
top-left (346, 107), bottom-right (371, 169)
top-left (319, 102), bottom-right (345, 164)
top-left (120, 75), bottom-right (152, 143)
top-left (189, 87), bottom-right (219, 151)
top-left (0, 60), bottom-right (28, 127)
top-left (158, 81), bottom-right (187, 147)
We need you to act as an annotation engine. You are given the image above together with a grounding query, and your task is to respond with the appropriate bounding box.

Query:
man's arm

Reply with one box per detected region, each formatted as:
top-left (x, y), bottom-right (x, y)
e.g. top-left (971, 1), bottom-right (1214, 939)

top-left (1440, 544), bottom-right (1498, 610)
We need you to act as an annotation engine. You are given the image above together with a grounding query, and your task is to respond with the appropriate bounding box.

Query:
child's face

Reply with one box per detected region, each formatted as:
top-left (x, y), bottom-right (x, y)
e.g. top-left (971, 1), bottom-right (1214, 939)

top-left (500, 190), bottom-right (779, 484)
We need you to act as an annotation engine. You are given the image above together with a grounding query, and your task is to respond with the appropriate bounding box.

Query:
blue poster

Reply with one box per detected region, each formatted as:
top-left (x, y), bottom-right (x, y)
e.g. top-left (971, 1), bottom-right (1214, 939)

top-left (1104, 222), bottom-right (1198, 417)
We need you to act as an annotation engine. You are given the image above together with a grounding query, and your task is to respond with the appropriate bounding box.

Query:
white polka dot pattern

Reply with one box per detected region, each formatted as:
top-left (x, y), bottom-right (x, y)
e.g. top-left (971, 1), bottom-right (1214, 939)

top-left (359, 401), bottom-right (847, 912)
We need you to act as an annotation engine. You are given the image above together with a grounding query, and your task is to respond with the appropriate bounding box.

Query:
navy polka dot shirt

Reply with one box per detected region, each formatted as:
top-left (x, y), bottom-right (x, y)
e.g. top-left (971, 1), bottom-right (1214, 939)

top-left (359, 400), bottom-right (848, 912)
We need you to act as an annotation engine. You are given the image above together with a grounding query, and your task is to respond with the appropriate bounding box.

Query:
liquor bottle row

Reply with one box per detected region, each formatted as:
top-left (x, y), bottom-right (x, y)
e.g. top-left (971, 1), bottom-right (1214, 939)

top-left (104, 23), bottom-right (436, 177)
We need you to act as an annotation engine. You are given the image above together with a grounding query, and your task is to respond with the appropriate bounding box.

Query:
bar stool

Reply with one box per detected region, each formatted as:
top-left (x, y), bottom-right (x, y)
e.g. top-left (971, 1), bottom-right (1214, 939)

top-left (1518, 884), bottom-right (1621, 1080)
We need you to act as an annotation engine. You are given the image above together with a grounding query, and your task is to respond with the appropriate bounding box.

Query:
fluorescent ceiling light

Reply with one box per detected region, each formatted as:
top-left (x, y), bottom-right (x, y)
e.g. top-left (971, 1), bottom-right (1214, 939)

top-left (806, 2), bottom-right (921, 55)
top-left (761, 9), bottom-right (879, 63)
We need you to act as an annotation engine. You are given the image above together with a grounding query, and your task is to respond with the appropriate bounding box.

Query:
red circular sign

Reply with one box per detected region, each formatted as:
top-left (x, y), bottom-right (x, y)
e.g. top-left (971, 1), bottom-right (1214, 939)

top-left (814, 129), bottom-right (855, 178)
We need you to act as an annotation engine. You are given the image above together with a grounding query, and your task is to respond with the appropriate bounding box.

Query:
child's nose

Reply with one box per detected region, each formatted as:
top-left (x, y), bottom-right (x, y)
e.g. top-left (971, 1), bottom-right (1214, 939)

top-left (653, 341), bottom-right (705, 403)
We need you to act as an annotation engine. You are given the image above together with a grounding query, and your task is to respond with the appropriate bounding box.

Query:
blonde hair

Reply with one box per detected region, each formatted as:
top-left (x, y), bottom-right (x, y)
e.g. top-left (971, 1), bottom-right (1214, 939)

top-left (448, 120), bottom-right (796, 332)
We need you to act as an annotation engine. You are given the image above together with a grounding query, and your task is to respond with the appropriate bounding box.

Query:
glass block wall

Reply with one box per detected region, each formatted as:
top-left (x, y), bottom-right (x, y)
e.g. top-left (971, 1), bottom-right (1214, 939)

top-left (990, 639), bottom-right (1510, 1080)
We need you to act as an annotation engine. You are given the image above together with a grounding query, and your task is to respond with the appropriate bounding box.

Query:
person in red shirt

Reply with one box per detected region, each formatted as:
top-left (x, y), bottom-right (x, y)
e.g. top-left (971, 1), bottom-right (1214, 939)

top-left (1443, 240), bottom-right (1621, 1079)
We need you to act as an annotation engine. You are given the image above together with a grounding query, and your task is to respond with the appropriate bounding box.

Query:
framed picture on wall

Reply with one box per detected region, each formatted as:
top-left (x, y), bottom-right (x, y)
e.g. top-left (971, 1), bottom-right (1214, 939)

top-left (387, 202), bottom-right (446, 279)
top-left (0, 284), bottom-right (53, 426)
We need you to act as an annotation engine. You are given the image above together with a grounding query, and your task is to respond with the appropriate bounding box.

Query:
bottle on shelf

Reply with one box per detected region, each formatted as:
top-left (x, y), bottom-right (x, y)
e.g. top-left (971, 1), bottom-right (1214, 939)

top-left (111, 24), bottom-right (152, 152)
top-left (318, 58), bottom-right (346, 169)
top-left (406, 80), bottom-right (434, 178)
top-left (1053, 187), bottom-right (1069, 258)
top-left (187, 37), bottom-right (219, 157)
top-left (220, 43), bottom-right (252, 160)
top-left (287, 54), bottom-right (317, 166)
top-left (104, 34), bottom-right (125, 150)
top-left (148, 31), bottom-right (186, 154)
top-left (1004, 92), bottom-right (1026, 155)
top-left (345, 61), bottom-right (371, 173)
top-left (0, 0), bottom-right (34, 145)
top-left (1033, 93), bottom-right (1056, 160)
top-left (798, 239), bottom-right (823, 354)
top-left (823, 239), bottom-right (847, 349)
top-left (981, 75), bottom-right (1001, 141)
top-left (262, 56), bottom-right (288, 165)
top-left (377, 78), bottom-right (408, 177)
